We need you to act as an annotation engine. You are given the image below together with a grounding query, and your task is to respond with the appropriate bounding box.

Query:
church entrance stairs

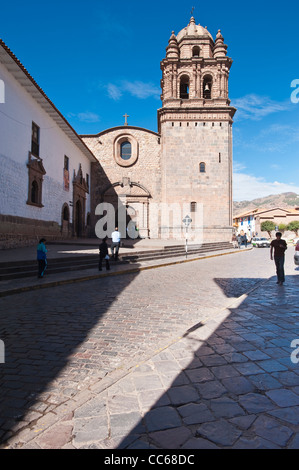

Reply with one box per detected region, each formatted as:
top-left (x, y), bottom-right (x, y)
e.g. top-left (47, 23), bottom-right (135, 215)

top-left (0, 242), bottom-right (234, 282)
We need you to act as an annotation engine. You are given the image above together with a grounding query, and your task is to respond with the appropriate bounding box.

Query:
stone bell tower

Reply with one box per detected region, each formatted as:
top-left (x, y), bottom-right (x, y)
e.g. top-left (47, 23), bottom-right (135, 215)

top-left (158, 17), bottom-right (236, 242)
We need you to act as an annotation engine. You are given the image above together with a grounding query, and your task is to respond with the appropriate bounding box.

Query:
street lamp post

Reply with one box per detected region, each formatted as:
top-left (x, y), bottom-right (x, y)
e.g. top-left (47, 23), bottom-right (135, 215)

top-left (182, 215), bottom-right (192, 258)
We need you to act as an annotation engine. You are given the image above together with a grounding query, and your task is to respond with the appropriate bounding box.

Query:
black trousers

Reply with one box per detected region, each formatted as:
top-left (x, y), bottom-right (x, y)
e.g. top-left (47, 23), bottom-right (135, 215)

top-left (38, 259), bottom-right (47, 277)
top-left (99, 255), bottom-right (110, 270)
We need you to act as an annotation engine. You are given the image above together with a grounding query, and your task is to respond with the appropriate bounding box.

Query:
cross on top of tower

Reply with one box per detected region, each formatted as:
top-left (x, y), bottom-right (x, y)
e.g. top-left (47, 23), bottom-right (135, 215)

top-left (123, 113), bottom-right (129, 126)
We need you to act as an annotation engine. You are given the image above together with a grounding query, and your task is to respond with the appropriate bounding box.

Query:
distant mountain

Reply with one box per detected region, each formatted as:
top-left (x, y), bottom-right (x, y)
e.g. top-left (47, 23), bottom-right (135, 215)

top-left (233, 192), bottom-right (299, 216)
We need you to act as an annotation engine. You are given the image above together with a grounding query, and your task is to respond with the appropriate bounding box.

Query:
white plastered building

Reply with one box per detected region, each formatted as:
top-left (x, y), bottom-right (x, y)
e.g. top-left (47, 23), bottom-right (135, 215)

top-left (0, 39), bottom-right (97, 248)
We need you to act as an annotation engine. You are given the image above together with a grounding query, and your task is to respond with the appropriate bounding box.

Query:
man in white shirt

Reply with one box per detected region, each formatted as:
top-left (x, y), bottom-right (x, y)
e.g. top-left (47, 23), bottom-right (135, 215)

top-left (111, 227), bottom-right (121, 260)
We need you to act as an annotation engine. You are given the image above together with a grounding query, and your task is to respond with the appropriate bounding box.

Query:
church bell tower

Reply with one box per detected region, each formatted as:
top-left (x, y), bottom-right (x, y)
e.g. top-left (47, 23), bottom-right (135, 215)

top-left (158, 17), bottom-right (236, 242)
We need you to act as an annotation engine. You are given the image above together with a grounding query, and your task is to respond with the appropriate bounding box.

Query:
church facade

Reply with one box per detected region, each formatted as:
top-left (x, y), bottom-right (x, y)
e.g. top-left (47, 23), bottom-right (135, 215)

top-left (0, 17), bottom-right (236, 248)
top-left (82, 17), bottom-right (236, 243)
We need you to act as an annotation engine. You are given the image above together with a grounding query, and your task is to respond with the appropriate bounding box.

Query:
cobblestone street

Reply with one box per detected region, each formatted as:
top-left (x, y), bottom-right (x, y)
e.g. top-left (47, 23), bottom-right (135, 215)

top-left (1, 247), bottom-right (299, 449)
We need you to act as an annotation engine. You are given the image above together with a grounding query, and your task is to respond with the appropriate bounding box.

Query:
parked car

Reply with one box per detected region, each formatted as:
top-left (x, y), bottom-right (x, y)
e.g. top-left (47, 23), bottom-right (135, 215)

top-left (251, 237), bottom-right (270, 248)
top-left (295, 241), bottom-right (299, 266)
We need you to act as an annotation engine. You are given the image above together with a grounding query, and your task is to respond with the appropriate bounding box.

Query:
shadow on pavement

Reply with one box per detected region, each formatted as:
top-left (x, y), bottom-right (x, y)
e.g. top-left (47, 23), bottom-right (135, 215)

top-left (117, 274), bottom-right (299, 449)
top-left (0, 268), bottom-right (141, 444)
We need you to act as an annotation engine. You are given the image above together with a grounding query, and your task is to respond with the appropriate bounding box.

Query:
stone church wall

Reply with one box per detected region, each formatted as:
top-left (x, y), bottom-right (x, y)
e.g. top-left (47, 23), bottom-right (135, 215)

top-left (82, 127), bottom-right (162, 237)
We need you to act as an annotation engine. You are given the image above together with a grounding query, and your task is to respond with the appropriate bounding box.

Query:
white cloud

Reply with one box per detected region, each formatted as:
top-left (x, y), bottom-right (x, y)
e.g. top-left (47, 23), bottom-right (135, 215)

top-left (233, 171), bottom-right (299, 201)
top-left (107, 80), bottom-right (160, 101)
top-left (122, 81), bottom-right (160, 100)
top-left (68, 111), bottom-right (100, 123)
top-left (232, 94), bottom-right (290, 121)
top-left (107, 83), bottom-right (123, 101)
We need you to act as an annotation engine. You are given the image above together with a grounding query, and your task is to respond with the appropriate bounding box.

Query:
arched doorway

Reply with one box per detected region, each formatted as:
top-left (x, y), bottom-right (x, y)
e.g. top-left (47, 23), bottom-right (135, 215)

top-left (100, 180), bottom-right (151, 239)
top-left (61, 203), bottom-right (70, 236)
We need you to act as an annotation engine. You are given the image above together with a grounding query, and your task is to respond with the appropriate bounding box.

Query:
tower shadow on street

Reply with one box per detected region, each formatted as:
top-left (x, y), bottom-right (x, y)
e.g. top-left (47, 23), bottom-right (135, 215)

top-left (117, 274), bottom-right (299, 449)
top-left (0, 263), bottom-right (141, 445)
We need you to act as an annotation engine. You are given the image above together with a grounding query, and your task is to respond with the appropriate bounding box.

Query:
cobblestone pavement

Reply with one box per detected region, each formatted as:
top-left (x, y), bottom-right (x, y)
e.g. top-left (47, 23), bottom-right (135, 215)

top-left (0, 248), bottom-right (299, 449)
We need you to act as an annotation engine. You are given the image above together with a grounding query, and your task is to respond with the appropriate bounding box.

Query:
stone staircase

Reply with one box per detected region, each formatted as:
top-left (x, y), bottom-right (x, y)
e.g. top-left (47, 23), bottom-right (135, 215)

top-left (0, 242), bottom-right (233, 281)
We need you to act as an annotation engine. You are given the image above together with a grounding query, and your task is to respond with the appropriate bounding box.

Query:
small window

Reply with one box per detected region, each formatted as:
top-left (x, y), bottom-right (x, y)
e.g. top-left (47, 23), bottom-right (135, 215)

top-left (86, 173), bottom-right (89, 189)
top-left (199, 162), bottom-right (206, 173)
top-left (190, 202), bottom-right (197, 212)
top-left (31, 122), bottom-right (40, 157)
top-left (120, 141), bottom-right (132, 160)
top-left (31, 180), bottom-right (39, 204)
top-left (192, 46), bottom-right (200, 57)
top-left (27, 153), bottom-right (46, 207)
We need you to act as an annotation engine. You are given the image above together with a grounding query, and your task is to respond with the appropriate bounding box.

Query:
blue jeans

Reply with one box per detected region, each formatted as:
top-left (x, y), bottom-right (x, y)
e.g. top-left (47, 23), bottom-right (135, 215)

top-left (111, 242), bottom-right (120, 259)
top-left (274, 256), bottom-right (285, 283)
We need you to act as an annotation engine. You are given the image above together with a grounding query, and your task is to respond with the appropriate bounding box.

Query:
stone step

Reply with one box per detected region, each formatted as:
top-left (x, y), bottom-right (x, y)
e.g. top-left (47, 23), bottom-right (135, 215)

top-left (0, 242), bottom-right (233, 280)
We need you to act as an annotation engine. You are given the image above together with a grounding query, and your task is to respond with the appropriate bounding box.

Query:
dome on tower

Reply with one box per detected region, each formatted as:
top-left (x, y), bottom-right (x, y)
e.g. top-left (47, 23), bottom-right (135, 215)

top-left (176, 17), bottom-right (213, 42)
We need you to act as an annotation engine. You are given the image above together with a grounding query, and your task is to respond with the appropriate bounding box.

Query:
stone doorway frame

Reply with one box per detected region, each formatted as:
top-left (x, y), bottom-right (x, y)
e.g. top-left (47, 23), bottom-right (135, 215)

top-left (101, 179), bottom-right (151, 239)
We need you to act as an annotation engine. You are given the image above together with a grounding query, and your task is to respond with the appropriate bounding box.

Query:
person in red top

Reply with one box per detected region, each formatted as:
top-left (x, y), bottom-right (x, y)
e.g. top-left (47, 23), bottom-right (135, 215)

top-left (270, 232), bottom-right (287, 285)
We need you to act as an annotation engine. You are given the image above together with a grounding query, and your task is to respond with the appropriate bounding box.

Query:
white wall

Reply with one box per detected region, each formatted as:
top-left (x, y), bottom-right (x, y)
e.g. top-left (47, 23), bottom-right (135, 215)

top-left (0, 62), bottom-right (91, 224)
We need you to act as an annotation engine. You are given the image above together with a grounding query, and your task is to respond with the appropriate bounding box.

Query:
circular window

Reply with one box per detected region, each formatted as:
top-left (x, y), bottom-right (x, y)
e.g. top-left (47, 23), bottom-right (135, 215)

top-left (114, 134), bottom-right (138, 167)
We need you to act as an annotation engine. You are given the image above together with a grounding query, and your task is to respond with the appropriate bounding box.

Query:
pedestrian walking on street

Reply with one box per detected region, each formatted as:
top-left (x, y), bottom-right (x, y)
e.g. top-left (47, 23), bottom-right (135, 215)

top-left (99, 237), bottom-right (110, 271)
top-left (37, 238), bottom-right (47, 278)
top-left (270, 232), bottom-right (287, 285)
top-left (111, 227), bottom-right (121, 260)
top-left (237, 234), bottom-right (242, 249)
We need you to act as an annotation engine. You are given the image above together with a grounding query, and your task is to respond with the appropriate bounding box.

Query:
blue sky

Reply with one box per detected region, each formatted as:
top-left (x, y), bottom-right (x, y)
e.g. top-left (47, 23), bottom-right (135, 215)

top-left (1, 0), bottom-right (299, 201)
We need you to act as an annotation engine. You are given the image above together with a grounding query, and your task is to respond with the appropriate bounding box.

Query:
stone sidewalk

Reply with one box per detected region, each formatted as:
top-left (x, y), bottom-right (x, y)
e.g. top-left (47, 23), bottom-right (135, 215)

top-left (1, 248), bottom-right (299, 449)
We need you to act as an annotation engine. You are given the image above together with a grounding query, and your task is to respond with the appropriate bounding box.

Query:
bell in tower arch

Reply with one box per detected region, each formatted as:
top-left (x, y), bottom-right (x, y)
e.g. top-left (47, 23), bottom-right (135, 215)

top-left (203, 76), bottom-right (212, 100)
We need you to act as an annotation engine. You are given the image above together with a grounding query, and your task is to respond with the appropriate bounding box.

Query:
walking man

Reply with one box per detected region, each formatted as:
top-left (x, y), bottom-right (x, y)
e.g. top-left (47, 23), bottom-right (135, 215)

top-left (270, 232), bottom-right (287, 285)
top-left (99, 237), bottom-right (110, 271)
top-left (111, 227), bottom-right (121, 260)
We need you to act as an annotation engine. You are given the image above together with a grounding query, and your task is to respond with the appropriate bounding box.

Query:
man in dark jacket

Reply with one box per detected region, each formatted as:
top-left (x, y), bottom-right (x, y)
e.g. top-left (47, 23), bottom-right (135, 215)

top-left (270, 232), bottom-right (287, 285)
top-left (99, 237), bottom-right (110, 271)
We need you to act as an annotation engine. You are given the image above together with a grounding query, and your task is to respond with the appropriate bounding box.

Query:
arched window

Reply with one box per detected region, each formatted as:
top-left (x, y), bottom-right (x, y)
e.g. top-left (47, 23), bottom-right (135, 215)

top-left (31, 180), bottom-right (39, 204)
top-left (199, 162), bottom-right (206, 173)
top-left (192, 46), bottom-right (200, 57)
top-left (120, 141), bottom-right (132, 160)
top-left (180, 75), bottom-right (189, 99)
top-left (203, 76), bottom-right (212, 99)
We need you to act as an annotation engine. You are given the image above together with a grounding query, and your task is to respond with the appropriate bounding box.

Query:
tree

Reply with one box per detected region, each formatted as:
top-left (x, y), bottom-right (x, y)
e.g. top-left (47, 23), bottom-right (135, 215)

top-left (287, 220), bottom-right (299, 236)
top-left (261, 220), bottom-right (276, 237)
top-left (278, 223), bottom-right (287, 233)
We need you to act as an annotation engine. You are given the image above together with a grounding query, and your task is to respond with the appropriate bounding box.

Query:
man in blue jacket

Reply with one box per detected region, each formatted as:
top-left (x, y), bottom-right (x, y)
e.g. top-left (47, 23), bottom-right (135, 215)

top-left (37, 238), bottom-right (47, 278)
